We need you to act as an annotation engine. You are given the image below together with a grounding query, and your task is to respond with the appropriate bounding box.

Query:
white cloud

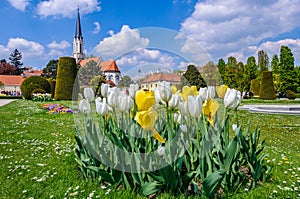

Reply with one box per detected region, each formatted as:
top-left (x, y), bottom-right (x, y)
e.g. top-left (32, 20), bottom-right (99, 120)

top-left (36, 0), bottom-right (101, 18)
top-left (179, 0), bottom-right (300, 63)
top-left (116, 48), bottom-right (176, 69)
top-left (7, 38), bottom-right (44, 57)
top-left (7, 0), bottom-right (29, 11)
top-left (48, 49), bottom-right (65, 57)
top-left (92, 21), bottom-right (101, 34)
top-left (93, 25), bottom-right (149, 58)
top-left (47, 40), bottom-right (70, 49)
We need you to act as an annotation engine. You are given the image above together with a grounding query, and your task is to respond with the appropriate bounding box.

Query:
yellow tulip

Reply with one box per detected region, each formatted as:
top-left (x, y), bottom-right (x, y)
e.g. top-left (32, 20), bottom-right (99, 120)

top-left (182, 86), bottom-right (196, 101)
top-left (216, 85), bottom-right (228, 98)
top-left (135, 90), bottom-right (156, 111)
top-left (171, 85), bottom-right (177, 94)
top-left (191, 86), bottom-right (198, 95)
top-left (202, 99), bottom-right (220, 126)
top-left (135, 107), bottom-right (165, 143)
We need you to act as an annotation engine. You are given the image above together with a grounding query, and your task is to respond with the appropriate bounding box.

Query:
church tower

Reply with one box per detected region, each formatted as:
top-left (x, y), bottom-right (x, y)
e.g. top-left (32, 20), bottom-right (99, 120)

top-left (73, 9), bottom-right (85, 63)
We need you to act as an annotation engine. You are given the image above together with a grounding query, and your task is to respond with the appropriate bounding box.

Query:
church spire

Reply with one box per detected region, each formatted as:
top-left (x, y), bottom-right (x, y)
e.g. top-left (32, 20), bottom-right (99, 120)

top-left (73, 8), bottom-right (85, 63)
top-left (75, 8), bottom-right (83, 40)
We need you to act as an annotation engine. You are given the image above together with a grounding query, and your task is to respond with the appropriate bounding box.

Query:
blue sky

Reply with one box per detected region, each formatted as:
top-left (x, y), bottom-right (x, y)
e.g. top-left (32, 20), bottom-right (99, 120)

top-left (1, 0), bottom-right (300, 73)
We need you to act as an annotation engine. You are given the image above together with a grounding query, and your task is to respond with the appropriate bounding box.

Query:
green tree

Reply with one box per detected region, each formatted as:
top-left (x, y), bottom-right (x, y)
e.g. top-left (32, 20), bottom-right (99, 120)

top-left (118, 76), bottom-right (133, 88)
top-left (55, 57), bottom-right (78, 100)
top-left (223, 56), bottom-right (238, 88)
top-left (89, 75), bottom-right (106, 96)
top-left (42, 59), bottom-right (58, 79)
top-left (259, 71), bottom-right (276, 100)
top-left (9, 49), bottom-right (23, 75)
top-left (78, 60), bottom-right (101, 87)
top-left (243, 56), bottom-right (258, 91)
top-left (258, 50), bottom-right (269, 73)
top-left (182, 65), bottom-right (206, 89)
top-left (278, 45), bottom-right (295, 92)
top-left (217, 58), bottom-right (226, 84)
top-left (271, 55), bottom-right (280, 91)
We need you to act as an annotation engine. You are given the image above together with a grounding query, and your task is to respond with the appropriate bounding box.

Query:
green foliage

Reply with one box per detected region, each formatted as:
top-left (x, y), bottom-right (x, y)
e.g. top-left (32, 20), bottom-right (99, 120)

top-left (78, 60), bottom-right (101, 87)
top-left (271, 54), bottom-right (279, 74)
top-left (258, 50), bottom-right (269, 74)
top-left (223, 56), bottom-right (244, 90)
top-left (20, 76), bottom-right (51, 100)
top-left (182, 65), bottom-right (206, 89)
top-left (286, 90), bottom-right (296, 100)
top-left (9, 49), bottom-right (23, 75)
top-left (42, 59), bottom-right (58, 79)
top-left (31, 88), bottom-right (46, 95)
top-left (49, 79), bottom-right (56, 99)
top-left (118, 76), bottom-right (133, 88)
top-left (278, 46), bottom-right (295, 92)
top-left (55, 57), bottom-right (78, 100)
top-left (250, 79), bottom-right (260, 96)
top-left (0, 80), bottom-right (3, 87)
top-left (88, 75), bottom-right (106, 96)
top-left (259, 71), bottom-right (276, 100)
top-left (243, 56), bottom-right (258, 91)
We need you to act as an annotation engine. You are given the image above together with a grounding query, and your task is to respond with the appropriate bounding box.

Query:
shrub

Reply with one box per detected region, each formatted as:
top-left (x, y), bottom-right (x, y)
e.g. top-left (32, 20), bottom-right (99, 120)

top-left (49, 80), bottom-right (56, 99)
top-left (259, 71), bottom-right (276, 100)
top-left (286, 90), bottom-right (296, 100)
top-left (20, 76), bottom-right (51, 100)
top-left (31, 88), bottom-right (46, 98)
top-left (249, 79), bottom-right (260, 96)
top-left (54, 57), bottom-right (78, 100)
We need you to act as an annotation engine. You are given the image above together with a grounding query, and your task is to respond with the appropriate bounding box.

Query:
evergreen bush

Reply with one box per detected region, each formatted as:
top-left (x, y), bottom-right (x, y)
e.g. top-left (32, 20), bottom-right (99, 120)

top-left (49, 80), bottom-right (56, 99)
top-left (249, 79), bottom-right (260, 96)
top-left (259, 71), bottom-right (276, 100)
top-left (20, 76), bottom-right (51, 100)
top-left (54, 57), bottom-right (78, 100)
top-left (286, 90), bottom-right (296, 100)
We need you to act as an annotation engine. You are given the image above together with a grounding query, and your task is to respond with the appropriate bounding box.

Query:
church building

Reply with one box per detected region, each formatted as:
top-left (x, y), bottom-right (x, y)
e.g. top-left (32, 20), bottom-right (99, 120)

top-left (73, 9), bottom-right (121, 86)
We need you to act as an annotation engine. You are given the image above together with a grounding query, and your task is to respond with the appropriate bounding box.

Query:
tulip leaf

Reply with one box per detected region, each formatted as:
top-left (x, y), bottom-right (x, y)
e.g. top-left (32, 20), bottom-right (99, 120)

top-left (141, 181), bottom-right (163, 196)
top-left (203, 169), bottom-right (226, 198)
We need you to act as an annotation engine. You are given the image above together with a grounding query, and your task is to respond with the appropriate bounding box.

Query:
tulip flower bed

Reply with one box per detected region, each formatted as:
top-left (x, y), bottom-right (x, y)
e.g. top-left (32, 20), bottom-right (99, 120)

top-left (74, 83), bottom-right (272, 197)
top-left (0, 99), bottom-right (299, 198)
top-left (41, 103), bottom-right (77, 114)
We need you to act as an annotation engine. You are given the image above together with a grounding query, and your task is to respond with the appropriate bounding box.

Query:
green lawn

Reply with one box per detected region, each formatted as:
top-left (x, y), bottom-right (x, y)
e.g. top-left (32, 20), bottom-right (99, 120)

top-left (0, 100), bottom-right (299, 198)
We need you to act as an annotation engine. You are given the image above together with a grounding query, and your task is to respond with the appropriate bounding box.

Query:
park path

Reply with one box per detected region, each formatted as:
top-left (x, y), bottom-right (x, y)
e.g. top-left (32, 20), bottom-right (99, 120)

top-left (0, 99), bottom-right (16, 107)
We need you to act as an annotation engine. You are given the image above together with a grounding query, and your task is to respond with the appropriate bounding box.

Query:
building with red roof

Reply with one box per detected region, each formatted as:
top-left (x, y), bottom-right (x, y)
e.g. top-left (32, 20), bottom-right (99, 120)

top-left (0, 75), bottom-right (26, 92)
top-left (141, 73), bottom-right (181, 91)
top-left (78, 58), bottom-right (121, 86)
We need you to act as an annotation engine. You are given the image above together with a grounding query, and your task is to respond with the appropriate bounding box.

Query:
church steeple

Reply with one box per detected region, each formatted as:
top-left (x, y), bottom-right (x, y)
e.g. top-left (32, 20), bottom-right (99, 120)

top-left (73, 8), bottom-right (85, 63)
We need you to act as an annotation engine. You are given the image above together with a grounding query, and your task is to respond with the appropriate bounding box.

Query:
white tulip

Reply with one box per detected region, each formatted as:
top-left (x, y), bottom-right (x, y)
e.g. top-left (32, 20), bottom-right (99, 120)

top-left (158, 81), bottom-right (172, 103)
top-left (169, 94), bottom-right (180, 108)
top-left (206, 86), bottom-right (216, 100)
top-left (83, 87), bottom-right (94, 102)
top-left (224, 88), bottom-right (242, 109)
top-left (101, 83), bottom-right (109, 98)
top-left (178, 101), bottom-right (189, 116)
top-left (199, 87), bottom-right (207, 101)
top-left (154, 88), bottom-right (165, 105)
top-left (129, 84), bottom-right (139, 99)
top-left (118, 95), bottom-right (134, 112)
top-left (187, 95), bottom-right (202, 117)
top-left (95, 97), bottom-right (109, 116)
top-left (157, 145), bottom-right (165, 157)
top-left (173, 113), bottom-right (181, 123)
top-left (180, 124), bottom-right (188, 133)
top-left (107, 87), bottom-right (120, 108)
top-left (232, 124), bottom-right (237, 131)
top-left (79, 99), bottom-right (90, 113)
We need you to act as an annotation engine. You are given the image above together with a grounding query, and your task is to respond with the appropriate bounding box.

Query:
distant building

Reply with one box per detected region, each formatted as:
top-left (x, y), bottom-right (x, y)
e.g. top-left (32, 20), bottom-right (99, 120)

top-left (141, 73), bottom-right (181, 91)
top-left (0, 75), bottom-right (26, 92)
top-left (78, 58), bottom-right (121, 86)
top-left (73, 9), bottom-right (85, 63)
top-left (22, 66), bottom-right (43, 77)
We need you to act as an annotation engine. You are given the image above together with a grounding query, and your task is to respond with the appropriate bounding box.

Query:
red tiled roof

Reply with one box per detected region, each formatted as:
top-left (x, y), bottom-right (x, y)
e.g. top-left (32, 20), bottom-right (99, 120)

top-left (78, 57), bottom-right (101, 67)
top-left (142, 73), bottom-right (181, 83)
top-left (23, 70), bottom-right (42, 76)
top-left (0, 75), bottom-right (26, 86)
top-left (100, 60), bottom-right (120, 72)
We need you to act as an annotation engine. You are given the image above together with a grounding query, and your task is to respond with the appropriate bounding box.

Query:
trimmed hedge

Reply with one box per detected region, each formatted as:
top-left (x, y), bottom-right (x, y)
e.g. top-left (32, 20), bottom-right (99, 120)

top-left (259, 71), bottom-right (276, 100)
top-left (49, 80), bottom-right (56, 99)
top-left (286, 90), bottom-right (296, 100)
top-left (20, 76), bottom-right (51, 100)
top-left (250, 79), bottom-right (260, 96)
top-left (54, 57), bottom-right (78, 100)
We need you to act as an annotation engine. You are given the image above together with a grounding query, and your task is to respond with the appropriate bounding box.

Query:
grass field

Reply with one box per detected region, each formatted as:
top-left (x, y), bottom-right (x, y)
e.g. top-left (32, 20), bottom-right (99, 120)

top-left (0, 99), bottom-right (299, 198)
